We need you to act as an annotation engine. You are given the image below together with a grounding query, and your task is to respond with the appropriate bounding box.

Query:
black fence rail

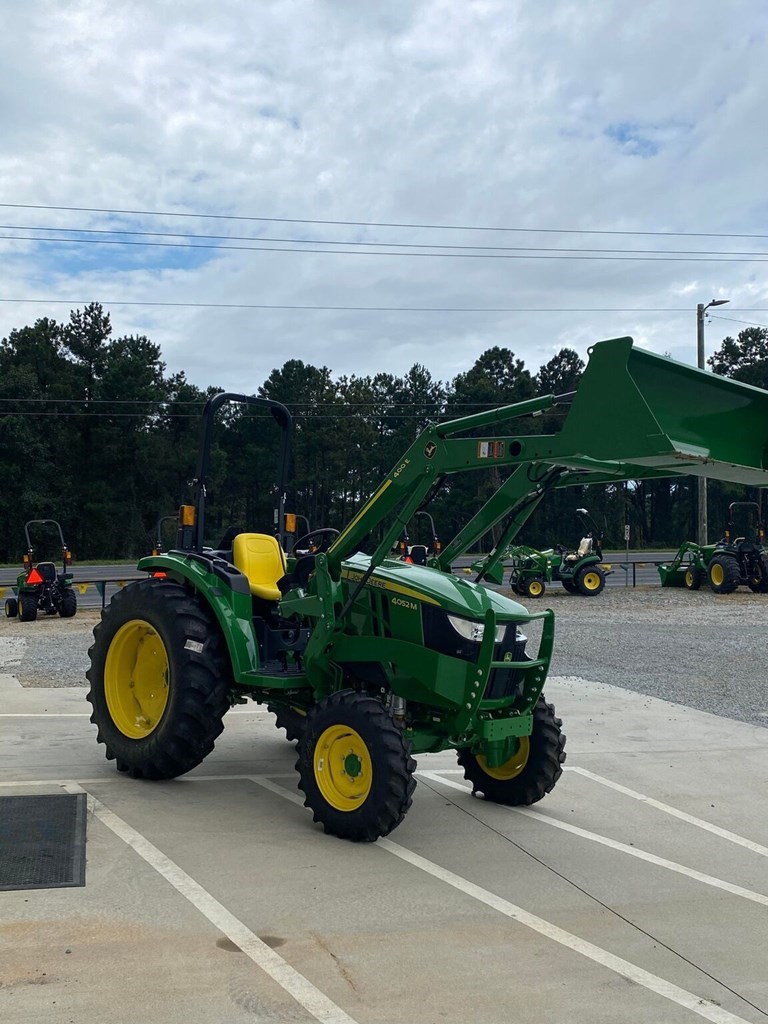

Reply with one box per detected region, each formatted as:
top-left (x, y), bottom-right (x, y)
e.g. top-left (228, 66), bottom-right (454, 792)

top-left (0, 574), bottom-right (144, 609)
top-left (0, 558), bottom-right (671, 610)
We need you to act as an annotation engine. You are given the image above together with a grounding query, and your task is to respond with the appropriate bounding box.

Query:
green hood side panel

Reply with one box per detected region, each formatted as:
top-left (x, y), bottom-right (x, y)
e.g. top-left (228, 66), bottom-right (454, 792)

top-left (343, 553), bottom-right (528, 619)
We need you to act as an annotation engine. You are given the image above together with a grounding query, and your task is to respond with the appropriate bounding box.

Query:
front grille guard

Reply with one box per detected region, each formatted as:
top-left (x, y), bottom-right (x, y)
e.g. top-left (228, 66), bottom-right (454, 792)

top-left (453, 607), bottom-right (554, 735)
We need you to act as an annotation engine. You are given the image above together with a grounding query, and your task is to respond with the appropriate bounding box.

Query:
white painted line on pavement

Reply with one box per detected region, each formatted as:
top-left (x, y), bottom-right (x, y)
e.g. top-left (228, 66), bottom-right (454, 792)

top-left (64, 782), bottom-right (360, 1024)
top-left (569, 766), bottom-right (768, 859)
top-left (248, 776), bottom-right (752, 1024)
top-left (0, 772), bottom-right (297, 788)
top-left (0, 707), bottom-right (270, 718)
top-left (419, 771), bottom-right (768, 909)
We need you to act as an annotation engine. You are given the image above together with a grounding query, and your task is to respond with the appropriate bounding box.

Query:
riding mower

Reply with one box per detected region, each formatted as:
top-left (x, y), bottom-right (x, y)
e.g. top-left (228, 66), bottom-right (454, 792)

top-left (5, 520), bottom-right (77, 621)
top-left (659, 502), bottom-right (768, 594)
top-left (86, 336), bottom-right (768, 842)
top-left (506, 508), bottom-right (609, 598)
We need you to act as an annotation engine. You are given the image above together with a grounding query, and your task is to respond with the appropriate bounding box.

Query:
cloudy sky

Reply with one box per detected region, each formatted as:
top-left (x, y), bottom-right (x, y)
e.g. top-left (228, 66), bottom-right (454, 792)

top-left (2, 0), bottom-right (768, 392)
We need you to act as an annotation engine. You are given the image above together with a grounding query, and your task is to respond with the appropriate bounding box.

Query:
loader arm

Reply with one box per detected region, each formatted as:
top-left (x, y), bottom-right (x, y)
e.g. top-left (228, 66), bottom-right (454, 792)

top-left (324, 336), bottom-right (768, 588)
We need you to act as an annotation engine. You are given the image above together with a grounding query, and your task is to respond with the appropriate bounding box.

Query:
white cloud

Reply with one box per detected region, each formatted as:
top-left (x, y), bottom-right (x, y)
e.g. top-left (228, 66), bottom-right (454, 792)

top-left (2, 0), bottom-right (768, 391)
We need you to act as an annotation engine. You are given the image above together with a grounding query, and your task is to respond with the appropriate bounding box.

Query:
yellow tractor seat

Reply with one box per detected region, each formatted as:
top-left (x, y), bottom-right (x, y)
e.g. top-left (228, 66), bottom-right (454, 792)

top-left (232, 533), bottom-right (286, 602)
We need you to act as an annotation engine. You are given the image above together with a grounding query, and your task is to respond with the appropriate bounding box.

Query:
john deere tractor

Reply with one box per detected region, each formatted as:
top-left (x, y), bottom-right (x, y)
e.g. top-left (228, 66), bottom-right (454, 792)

top-left (86, 337), bottom-right (768, 842)
top-left (5, 520), bottom-right (77, 622)
top-left (506, 508), bottom-right (609, 599)
top-left (659, 502), bottom-right (768, 594)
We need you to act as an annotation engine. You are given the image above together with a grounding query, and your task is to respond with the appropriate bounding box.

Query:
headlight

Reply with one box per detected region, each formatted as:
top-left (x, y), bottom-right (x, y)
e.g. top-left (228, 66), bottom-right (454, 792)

top-left (447, 615), bottom-right (507, 643)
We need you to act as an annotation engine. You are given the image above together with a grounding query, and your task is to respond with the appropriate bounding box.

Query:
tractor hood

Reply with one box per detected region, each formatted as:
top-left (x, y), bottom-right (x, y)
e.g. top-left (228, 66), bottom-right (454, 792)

top-left (342, 553), bottom-right (530, 621)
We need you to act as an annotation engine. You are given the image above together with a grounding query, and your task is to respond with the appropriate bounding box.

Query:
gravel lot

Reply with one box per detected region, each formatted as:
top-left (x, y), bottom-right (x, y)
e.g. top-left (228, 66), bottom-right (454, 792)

top-left (2, 586), bottom-right (766, 726)
top-left (544, 585), bottom-right (768, 726)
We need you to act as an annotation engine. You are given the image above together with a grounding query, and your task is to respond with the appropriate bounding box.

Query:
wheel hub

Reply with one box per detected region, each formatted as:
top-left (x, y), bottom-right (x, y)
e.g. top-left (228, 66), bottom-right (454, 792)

top-left (104, 619), bottom-right (170, 739)
top-left (314, 725), bottom-right (372, 811)
top-left (477, 736), bottom-right (530, 780)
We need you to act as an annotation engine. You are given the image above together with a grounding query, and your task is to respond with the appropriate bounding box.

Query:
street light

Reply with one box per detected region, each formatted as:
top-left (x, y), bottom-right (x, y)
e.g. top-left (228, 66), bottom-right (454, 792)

top-left (696, 298), bottom-right (730, 544)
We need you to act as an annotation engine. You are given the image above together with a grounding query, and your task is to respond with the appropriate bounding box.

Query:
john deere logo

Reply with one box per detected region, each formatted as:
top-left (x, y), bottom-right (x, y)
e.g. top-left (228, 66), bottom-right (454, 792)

top-left (424, 441), bottom-right (437, 459)
top-left (503, 651), bottom-right (513, 662)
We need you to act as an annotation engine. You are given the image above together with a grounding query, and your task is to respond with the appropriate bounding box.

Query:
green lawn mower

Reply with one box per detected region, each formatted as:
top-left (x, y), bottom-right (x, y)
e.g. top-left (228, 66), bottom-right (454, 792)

top-left (86, 337), bottom-right (768, 842)
top-left (507, 509), bottom-right (610, 598)
top-left (5, 520), bottom-right (77, 622)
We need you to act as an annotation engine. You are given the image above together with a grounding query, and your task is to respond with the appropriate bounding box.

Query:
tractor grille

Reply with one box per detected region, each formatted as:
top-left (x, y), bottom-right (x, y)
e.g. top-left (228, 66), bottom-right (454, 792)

top-left (483, 625), bottom-right (529, 700)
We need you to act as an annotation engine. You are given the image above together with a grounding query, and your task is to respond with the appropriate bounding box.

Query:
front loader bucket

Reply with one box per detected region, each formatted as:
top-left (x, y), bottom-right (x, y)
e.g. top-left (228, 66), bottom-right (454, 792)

top-left (557, 338), bottom-right (768, 486)
top-left (658, 565), bottom-right (687, 588)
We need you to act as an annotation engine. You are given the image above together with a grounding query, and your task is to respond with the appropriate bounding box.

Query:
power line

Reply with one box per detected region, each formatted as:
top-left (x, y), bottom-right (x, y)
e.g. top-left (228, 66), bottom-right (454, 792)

top-left (0, 397), bottom-right (546, 408)
top-left (0, 409), bottom-right (489, 420)
top-left (4, 223), bottom-right (768, 258)
top-left (2, 201), bottom-right (768, 240)
top-left (5, 232), bottom-right (768, 263)
top-left (3, 298), bottom-right (767, 313)
top-left (709, 314), bottom-right (768, 330)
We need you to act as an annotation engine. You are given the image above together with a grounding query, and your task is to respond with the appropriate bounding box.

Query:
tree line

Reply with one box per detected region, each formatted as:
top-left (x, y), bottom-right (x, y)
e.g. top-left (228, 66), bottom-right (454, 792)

top-left (1, 303), bottom-right (765, 562)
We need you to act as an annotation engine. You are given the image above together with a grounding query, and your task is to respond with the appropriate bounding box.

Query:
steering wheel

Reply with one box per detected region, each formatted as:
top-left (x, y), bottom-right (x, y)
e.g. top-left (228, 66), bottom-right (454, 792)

top-left (291, 528), bottom-right (340, 555)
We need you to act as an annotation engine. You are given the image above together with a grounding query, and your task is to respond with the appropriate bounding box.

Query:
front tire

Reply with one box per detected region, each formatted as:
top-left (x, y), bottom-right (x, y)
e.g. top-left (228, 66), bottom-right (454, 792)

top-left (296, 690), bottom-right (416, 842)
top-left (457, 696), bottom-right (566, 805)
top-left (271, 704), bottom-right (307, 743)
top-left (59, 589), bottom-right (77, 618)
top-left (708, 555), bottom-right (740, 594)
top-left (5, 598), bottom-right (18, 618)
top-left (684, 567), bottom-right (702, 590)
top-left (19, 595), bottom-right (37, 621)
top-left (521, 577), bottom-right (545, 599)
top-left (86, 579), bottom-right (231, 779)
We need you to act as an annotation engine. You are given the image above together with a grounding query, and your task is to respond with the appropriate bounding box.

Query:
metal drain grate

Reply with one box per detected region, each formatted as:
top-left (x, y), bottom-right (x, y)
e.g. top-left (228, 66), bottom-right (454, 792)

top-left (0, 793), bottom-right (86, 891)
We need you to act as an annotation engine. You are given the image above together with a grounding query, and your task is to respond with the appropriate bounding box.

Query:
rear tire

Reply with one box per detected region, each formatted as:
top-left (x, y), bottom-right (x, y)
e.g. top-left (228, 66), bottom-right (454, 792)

top-left (575, 565), bottom-right (605, 596)
top-left (296, 690), bottom-right (416, 842)
top-left (86, 579), bottom-right (231, 779)
top-left (561, 579), bottom-right (577, 594)
top-left (457, 696), bottom-right (565, 805)
top-left (708, 555), bottom-right (740, 594)
top-left (18, 595), bottom-right (37, 622)
top-left (5, 598), bottom-right (18, 618)
top-left (59, 589), bottom-right (77, 618)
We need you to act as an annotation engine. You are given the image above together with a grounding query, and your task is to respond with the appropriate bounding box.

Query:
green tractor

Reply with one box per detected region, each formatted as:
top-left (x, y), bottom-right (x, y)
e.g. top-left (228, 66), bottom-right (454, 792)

top-left (86, 337), bottom-right (768, 841)
top-left (506, 508), bottom-right (609, 599)
top-left (659, 502), bottom-right (768, 594)
top-left (5, 520), bottom-right (77, 622)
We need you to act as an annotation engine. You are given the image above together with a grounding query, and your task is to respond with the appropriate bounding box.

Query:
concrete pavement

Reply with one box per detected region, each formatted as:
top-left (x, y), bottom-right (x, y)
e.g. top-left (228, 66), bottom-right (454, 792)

top-left (2, 667), bottom-right (768, 1024)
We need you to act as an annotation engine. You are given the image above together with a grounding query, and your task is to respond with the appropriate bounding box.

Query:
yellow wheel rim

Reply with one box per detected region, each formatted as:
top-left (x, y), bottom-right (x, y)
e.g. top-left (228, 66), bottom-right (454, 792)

top-left (477, 737), bottom-right (530, 780)
top-left (314, 724), bottom-right (372, 811)
top-left (582, 571), bottom-right (601, 591)
top-left (528, 580), bottom-right (543, 597)
top-left (104, 619), bottom-right (170, 739)
top-left (710, 563), bottom-right (724, 587)
top-left (685, 569), bottom-right (694, 587)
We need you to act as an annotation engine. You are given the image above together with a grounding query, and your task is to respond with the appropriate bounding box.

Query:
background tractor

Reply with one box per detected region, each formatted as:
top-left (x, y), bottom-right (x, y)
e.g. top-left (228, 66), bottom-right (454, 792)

top-left (506, 508), bottom-right (609, 598)
top-left (396, 510), bottom-right (442, 566)
top-left (659, 502), bottom-right (768, 594)
top-left (5, 520), bottom-right (77, 622)
top-left (86, 337), bottom-right (768, 842)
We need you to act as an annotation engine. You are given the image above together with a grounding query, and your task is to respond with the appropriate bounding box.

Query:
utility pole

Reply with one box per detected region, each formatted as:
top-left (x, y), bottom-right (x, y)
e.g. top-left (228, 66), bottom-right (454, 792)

top-left (696, 298), bottom-right (729, 545)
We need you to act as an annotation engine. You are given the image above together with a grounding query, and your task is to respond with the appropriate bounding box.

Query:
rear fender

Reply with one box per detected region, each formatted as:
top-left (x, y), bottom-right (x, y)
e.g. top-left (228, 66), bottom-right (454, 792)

top-left (137, 554), bottom-right (259, 681)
